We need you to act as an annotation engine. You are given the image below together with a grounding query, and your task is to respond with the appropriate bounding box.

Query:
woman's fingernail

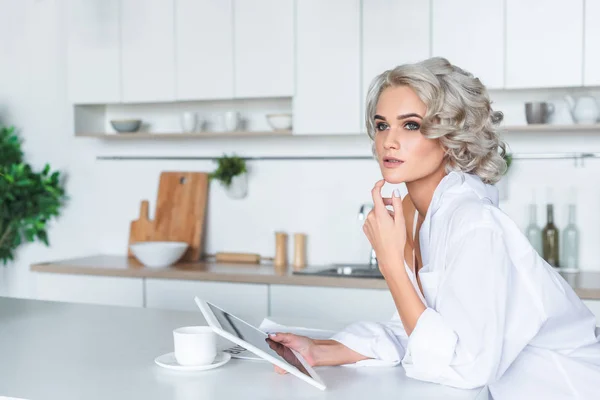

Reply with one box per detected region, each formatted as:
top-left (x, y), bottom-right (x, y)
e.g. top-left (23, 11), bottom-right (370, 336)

top-left (269, 333), bottom-right (276, 337)
top-left (394, 188), bottom-right (401, 198)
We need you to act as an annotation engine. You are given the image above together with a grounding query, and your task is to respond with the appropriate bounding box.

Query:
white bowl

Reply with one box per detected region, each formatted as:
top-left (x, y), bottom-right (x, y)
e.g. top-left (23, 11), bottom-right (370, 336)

top-left (129, 241), bottom-right (189, 268)
top-left (266, 114), bottom-right (292, 131)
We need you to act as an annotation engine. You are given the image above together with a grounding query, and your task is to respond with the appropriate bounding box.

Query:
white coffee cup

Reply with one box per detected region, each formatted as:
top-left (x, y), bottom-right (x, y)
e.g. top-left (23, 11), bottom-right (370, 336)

top-left (223, 111), bottom-right (240, 131)
top-left (181, 112), bottom-right (198, 133)
top-left (173, 326), bottom-right (217, 366)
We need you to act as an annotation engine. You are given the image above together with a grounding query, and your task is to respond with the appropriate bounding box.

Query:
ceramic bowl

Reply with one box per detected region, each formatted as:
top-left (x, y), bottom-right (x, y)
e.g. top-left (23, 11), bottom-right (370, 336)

top-left (266, 114), bottom-right (292, 132)
top-left (129, 241), bottom-right (188, 268)
top-left (110, 119), bottom-right (142, 133)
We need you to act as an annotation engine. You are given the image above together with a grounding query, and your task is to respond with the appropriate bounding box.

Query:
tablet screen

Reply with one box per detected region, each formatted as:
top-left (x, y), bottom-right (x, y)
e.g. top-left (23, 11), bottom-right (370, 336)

top-left (207, 302), bottom-right (311, 377)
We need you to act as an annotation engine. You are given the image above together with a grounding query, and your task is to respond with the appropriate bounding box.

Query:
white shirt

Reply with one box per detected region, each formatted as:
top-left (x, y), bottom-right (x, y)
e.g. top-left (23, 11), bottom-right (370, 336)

top-left (331, 171), bottom-right (600, 400)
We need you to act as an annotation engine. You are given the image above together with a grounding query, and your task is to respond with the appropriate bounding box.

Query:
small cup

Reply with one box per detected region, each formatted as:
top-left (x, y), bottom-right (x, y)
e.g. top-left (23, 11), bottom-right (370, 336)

top-left (173, 326), bottom-right (217, 366)
top-left (223, 111), bottom-right (240, 131)
top-left (181, 112), bottom-right (198, 133)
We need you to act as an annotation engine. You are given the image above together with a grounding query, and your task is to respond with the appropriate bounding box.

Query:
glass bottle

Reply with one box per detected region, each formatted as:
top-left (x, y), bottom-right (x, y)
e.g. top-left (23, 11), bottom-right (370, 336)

top-left (561, 204), bottom-right (579, 272)
top-left (542, 204), bottom-right (560, 268)
top-left (525, 204), bottom-right (543, 255)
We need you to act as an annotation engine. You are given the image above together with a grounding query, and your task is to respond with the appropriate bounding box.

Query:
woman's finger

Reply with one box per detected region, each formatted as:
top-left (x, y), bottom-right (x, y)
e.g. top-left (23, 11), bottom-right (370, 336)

top-left (274, 365), bottom-right (288, 375)
top-left (392, 189), bottom-right (405, 229)
top-left (268, 332), bottom-right (293, 345)
top-left (371, 180), bottom-right (386, 213)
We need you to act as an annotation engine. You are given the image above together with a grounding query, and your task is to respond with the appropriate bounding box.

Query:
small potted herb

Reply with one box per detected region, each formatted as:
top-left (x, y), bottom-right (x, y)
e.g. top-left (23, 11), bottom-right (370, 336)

top-left (209, 153), bottom-right (248, 199)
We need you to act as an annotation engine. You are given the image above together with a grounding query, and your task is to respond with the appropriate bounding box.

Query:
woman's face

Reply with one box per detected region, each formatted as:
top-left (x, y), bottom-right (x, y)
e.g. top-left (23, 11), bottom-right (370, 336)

top-left (373, 85), bottom-right (446, 184)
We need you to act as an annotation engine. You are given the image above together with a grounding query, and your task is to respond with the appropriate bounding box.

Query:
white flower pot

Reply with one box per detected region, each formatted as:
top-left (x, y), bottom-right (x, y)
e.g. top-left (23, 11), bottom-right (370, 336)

top-left (226, 173), bottom-right (248, 199)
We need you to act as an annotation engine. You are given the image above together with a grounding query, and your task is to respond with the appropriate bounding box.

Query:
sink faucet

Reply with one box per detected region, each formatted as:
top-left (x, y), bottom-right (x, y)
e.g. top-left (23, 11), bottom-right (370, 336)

top-left (358, 203), bottom-right (378, 269)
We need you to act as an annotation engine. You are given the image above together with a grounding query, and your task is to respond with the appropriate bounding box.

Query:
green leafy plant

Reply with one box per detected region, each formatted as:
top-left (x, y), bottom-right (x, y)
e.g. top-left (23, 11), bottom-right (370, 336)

top-left (0, 125), bottom-right (67, 265)
top-left (209, 154), bottom-right (247, 187)
top-left (503, 152), bottom-right (513, 174)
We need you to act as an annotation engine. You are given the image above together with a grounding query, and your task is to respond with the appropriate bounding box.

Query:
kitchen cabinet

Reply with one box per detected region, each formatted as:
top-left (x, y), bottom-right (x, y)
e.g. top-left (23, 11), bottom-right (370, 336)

top-left (583, 300), bottom-right (600, 326)
top-left (145, 279), bottom-right (268, 325)
top-left (34, 273), bottom-right (143, 307)
top-left (361, 0), bottom-right (430, 120)
top-left (506, 0), bottom-right (583, 88)
top-left (175, 0), bottom-right (233, 100)
top-left (65, 0), bottom-right (121, 104)
top-left (584, 0), bottom-right (600, 86)
top-left (294, 0), bottom-right (361, 134)
top-left (233, 0), bottom-right (294, 98)
top-left (121, 0), bottom-right (176, 102)
top-left (431, 0), bottom-right (504, 89)
top-left (269, 285), bottom-right (396, 325)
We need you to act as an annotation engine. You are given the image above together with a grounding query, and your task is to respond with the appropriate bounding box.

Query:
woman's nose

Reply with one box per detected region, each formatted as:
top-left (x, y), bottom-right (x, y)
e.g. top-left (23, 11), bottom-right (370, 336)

top-left (383, 128), bottom-right (400, 150)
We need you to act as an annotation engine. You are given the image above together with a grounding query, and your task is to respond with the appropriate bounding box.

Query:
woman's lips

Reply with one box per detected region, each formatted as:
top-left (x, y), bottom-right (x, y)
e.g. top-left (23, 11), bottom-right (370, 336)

top-left (383, 157), bottom-right (404, 168)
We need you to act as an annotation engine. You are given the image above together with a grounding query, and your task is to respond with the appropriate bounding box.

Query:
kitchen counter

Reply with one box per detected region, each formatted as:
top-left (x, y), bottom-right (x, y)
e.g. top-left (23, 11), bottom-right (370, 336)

top-left (30, 255), bottom-right (600, 299)
top-left (31, 255), bottom-right (389, 290)
top-left (0, 297), bottom-right (489, 400)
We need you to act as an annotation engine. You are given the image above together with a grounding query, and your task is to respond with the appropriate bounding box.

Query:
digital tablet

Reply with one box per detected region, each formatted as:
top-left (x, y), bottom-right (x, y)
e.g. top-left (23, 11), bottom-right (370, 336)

top-left (194, 297), bottom-right (326, 391)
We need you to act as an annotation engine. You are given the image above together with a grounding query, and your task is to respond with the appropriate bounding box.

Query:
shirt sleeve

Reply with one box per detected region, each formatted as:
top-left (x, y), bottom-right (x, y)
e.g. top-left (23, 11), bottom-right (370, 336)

top-left (402, 226), bottom-right (542, 389)
top-left (330, 312), bottom-right (409, 367)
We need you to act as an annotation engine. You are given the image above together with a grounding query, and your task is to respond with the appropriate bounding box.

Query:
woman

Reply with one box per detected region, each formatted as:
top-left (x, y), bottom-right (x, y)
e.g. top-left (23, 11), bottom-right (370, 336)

top-left (269, 57), bottom-right (600, 399)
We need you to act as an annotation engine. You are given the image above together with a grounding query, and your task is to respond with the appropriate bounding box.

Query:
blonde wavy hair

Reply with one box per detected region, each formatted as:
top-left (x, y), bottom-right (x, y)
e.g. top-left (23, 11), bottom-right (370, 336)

top-left (365, 57), bottom-right (507, 184)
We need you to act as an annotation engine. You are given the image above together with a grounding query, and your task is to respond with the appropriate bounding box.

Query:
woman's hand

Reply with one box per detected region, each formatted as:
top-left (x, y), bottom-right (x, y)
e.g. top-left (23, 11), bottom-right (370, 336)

top-left (362, 180), bottom-right (407, 278)
top-left (267, 333), bottom-right (318, 374)
top-left (267, 333), bottom-right (370, 374)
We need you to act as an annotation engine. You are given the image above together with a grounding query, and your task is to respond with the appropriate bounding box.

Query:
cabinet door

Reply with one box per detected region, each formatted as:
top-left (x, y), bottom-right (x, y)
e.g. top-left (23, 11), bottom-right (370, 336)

top-left (506, 0), bottom-right (583, 88)
top-left (121, 0), bottom-right (175, 102)
top-left (584, 0), bottom-right (600, 86)
top-left (432, 0), bottom-right (504, 89)
top-left (234, 0), bottom-right (294, 98)
top-left (65, 0), bottom-right (121, 104)
top-left (583, 300), bottom-right (600, 326)
top-left (34, 273), bottom-right (144, 307)
top-left (362, 0), bottom-right (430, 108)
top-left (145, 279), bottom-right (268, 326)
top-left (269, 285), bottom-right (396, 325)
top-left (175, 0), bottom-right (233, 100)
top-left (294, 0), bottom-right (361, 134)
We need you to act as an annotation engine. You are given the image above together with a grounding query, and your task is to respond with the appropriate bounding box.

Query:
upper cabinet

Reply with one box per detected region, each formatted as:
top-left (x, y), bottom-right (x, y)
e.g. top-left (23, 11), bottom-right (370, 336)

top-left (121, 0), bottom-right (176, 102)
top-left (175, 0), bottom-right (233, 100)
top-left (66, 0), bottom-right (121, 104)
top-left (233, 0), bottom-right (294, 98)
top-left (362, 0), bottom-right (430, 124)
top-left (432, 0), bottom-right (504, 89)
top-left (506, 0), bottom-right (583, 89)
top-left (585, 0), bottom-right (600, 86)
top-left (294, 0), bottom-right (361, 134)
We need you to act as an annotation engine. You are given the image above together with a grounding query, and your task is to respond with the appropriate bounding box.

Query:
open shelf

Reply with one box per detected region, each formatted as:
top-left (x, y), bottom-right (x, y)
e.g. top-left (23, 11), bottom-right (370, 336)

top-left (503, 123), bottom-right (600, 132)
top-left (77, 130), bottom-right (293, 139)
top-left (75, 124), bottom-right (600, 140)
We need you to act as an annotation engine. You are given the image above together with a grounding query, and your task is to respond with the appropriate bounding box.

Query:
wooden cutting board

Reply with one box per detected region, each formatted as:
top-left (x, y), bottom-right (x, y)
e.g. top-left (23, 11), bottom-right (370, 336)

top-left (128, 200), bottom-right (154, 257)
top-left (151, 172), bottom-right (209, 261)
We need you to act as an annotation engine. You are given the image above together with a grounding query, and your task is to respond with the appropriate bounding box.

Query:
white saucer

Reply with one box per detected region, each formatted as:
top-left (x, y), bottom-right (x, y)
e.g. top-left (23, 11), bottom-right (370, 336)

top-left (154, 351), bottom-right (231, 371)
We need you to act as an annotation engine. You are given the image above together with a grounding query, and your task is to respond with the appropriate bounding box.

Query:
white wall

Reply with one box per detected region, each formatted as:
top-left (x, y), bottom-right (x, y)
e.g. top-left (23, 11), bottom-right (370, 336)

top-left (2, 0), bottom-right (600, 299)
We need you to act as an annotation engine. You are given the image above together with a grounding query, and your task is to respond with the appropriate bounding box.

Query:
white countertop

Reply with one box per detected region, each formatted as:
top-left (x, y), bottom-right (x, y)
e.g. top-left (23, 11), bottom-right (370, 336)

top-left (0, 297), bottom-right (489, 399)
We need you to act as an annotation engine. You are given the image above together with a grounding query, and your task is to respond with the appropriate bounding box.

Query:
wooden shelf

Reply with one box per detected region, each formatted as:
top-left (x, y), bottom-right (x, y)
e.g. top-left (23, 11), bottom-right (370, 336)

top-left (76, 124), bottom-right (600, 139)
top-left (77, 130), bottom-right (293, 139)
top-left (503, 123), bottom-right (600, 132)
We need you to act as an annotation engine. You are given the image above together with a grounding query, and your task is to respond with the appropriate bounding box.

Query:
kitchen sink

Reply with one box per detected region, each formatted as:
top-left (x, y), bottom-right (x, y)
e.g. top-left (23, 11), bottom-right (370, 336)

top-left (293, 264), bottom-right (384, 279)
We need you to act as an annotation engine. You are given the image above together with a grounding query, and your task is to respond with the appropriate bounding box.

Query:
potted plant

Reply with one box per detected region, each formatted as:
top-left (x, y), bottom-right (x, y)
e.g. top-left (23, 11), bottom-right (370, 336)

top-left (209, 153), bottom-right (248, 199)
top-left (0, 125), bottom-right (67, 265)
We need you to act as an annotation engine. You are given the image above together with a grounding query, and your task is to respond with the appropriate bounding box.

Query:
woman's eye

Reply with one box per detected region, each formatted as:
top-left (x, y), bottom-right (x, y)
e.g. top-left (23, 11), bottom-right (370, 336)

top-left (404, 121), bottom-right (420, 131)
top-left (375, 122), bottom-right (389, 131)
